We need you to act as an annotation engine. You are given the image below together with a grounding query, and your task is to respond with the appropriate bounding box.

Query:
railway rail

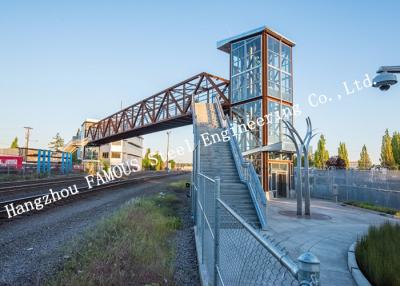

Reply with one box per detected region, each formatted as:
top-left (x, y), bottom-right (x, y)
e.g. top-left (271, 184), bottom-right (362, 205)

top-left (0, 175), bottom-right (85, 194)
top-left (0, 171), bottom-right (186, 219)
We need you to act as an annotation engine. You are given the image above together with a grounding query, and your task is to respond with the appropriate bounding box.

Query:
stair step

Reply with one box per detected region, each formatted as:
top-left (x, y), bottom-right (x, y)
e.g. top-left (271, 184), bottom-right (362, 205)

top-left (194, 104), bottom-right (263, 230)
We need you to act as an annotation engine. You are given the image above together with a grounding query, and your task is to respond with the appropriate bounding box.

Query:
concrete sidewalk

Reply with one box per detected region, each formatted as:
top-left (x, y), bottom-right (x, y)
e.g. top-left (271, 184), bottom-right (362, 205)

top-left (264, 199), bottom-right (398, 286)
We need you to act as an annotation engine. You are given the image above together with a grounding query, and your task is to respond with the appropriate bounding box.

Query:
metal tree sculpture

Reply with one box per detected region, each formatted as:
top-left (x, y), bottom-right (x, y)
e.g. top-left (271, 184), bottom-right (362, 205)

top-left (283, 117), bottom-right (318, 216)
top-left (283, 121), bottom-right (303, 216)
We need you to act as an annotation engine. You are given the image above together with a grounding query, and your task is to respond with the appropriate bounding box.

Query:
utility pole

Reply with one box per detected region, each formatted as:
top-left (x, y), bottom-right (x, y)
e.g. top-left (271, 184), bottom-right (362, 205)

top-left (166, 131), bottom-right (171, 171)
top-left (23, 126), bottom-right (33, 162)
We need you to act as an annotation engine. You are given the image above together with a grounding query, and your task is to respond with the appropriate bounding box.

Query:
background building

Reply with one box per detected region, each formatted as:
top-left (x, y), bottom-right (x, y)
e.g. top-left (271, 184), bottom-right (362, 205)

top-left (65, 119), bottom-right (143, 170)
top-left (217, 26), bottom-right (295, 198)
top-left (99, 137), bottom-right (143, 167)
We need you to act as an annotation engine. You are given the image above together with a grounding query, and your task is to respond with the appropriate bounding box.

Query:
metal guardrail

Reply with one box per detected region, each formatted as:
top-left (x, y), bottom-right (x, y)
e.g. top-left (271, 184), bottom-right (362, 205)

top-left (192, 171), bottom-right (321, 286)
top-left (214, 101), bottom-right (268, 229)
top-left (192, 100), bottom-right (321, 286)
top-left (305, 168), bottom-right (400, 210)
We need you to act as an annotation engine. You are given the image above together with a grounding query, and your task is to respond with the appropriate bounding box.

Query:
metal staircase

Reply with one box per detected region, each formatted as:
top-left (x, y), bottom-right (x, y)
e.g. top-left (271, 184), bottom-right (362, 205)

top-left (192, 101), bottom-right (267, 229)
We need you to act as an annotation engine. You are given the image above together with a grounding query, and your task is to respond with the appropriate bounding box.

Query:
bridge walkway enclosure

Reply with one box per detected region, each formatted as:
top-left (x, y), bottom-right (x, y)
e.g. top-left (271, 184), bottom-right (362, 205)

top-left (85, 72), bottom-right (229, 146)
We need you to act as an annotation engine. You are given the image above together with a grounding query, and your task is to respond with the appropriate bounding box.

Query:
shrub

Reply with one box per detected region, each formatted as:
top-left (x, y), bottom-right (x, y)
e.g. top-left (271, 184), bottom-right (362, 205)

top-left (356, 222), bottom-right (400, 286)
top-left (346, 201), bottom-right (400, 216)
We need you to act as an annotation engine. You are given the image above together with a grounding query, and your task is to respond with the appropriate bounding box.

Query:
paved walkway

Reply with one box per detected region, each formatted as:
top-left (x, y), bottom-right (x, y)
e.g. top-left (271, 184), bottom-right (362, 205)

top-left (265, 199), bottom-right (398, 286)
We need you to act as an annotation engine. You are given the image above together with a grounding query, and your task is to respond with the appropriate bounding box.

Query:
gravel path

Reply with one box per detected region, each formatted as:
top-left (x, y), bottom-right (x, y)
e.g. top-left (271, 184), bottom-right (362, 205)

top-left (173, 191), bottom-right (201, 286)
top-left (0, 173), bottom-right (189, 286)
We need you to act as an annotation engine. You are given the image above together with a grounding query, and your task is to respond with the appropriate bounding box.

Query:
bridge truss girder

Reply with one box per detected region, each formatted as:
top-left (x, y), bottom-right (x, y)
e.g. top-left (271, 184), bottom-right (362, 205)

top-left (85, 72), bottom-right (230, 146)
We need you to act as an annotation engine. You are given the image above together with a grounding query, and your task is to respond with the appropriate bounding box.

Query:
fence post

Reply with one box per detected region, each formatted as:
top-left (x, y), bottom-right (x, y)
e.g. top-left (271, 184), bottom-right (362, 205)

top-left (47, 150), bottom-right (51, 176)
top-left (37, 149), bottom-right (41, 176)
top-left (297, 252), bottom-right (320, 286)
top-left (214, 176), bottom-right (220, 286)
top-left (201, 176), bottom-right (205, 264)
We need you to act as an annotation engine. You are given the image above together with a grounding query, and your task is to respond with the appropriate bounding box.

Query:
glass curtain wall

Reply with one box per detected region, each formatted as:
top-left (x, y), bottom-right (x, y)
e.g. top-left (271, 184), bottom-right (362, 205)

top-left (267, 36), bottom-right (293, 103)
top-left (231, 35), bottom-right (262, 103)
top-left (245, 152), bottom-right (262, 179)
top-left (267, 100), bottom-right (293, 144)
top-left (232, 100), bottom-right (262, 152)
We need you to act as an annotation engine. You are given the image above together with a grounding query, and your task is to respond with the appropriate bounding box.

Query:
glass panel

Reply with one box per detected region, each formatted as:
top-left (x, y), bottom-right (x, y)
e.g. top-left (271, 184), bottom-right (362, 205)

top-left (282, 104), bottom-right (293, 142)
top-left (268, 36), bottom-right (279, 68)
top-left (271, 173), bottom-right (277, 190)
top-left (281, 73), bottom-right (293, 102)
top-left (281, 43), bottom-right (291, 74)
top-left (267, 36), bottom-right (293, 103)
top-left (268, 36), bottom-right (280, 53)
top-left (267, 100), bottom-right (280, 144)
top-left (232, 44), bottom-right (245, 76)
top-left (232, 99), bottom-right (262, 152)
top-left (245, 152), bottom-right (262, 182)
top-left (231, 35), bottom-right (262, 103)
top-left (268, 67), bottom-right (280, 99)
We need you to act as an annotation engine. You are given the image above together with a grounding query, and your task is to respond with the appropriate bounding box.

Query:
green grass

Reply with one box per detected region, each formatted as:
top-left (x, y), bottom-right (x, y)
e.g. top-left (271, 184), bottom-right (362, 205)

top-left (167, 179), bottom-right (189, 192)
top-left (46, 194), bottom-right (182, 286)
top-left (356, 222), bottom-right (400, 286)
top-left (346, 201), bottom-right (400, 217)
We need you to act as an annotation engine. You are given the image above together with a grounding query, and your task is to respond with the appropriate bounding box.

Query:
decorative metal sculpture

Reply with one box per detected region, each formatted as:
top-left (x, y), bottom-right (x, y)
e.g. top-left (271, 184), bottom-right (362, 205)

top-left (283, 117), bottom-right (318, 216)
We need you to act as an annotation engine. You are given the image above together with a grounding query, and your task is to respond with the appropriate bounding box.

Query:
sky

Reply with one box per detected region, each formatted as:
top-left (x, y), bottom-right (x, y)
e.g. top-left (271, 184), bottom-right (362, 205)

top-left (0, 0), bottom-right (399, 163)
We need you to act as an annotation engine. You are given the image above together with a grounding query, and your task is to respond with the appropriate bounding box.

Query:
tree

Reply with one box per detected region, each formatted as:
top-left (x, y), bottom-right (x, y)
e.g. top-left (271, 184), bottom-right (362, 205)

top-left (314, 135), bottom-right (329, 169)
top-left (169, 160), bottom-right (176, 170)
top-left (338, 142), bottom-right (349, 169)
top-left (142, 148), bottom-right (152, 170)
top-left (100, 158), bottom-right (110, 172)
top-left (48, 133), bottom-right (64, 152)
top-left (153, 152), bottom-right (164, 171)
top-left (380, 129), bottom-right (396, 169)
top-left (326, 156), bottom-right (346, 169)
top-left (307, 149), bottom-right (314, 167)
top-left (10, 137), bottom-right (18, 148)
top-left (72, 150), bottom-right (80, 163)
top-left (392, 132), bottom-right (400, 167)
top-left (293, 150), bottom-right (314, 167)
top-left (358, 145), bottom-right (372, 170)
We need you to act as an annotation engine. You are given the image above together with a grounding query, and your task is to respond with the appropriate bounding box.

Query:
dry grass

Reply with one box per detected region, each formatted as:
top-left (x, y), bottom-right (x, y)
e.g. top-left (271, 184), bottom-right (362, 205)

top-left (46, 194), bottom-right (182, 286)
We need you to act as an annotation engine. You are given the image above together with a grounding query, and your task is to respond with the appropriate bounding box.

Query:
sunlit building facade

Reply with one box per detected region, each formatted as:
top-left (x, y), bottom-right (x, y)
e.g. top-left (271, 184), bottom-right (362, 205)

top-left (218, 27), bottom-right (295, 198)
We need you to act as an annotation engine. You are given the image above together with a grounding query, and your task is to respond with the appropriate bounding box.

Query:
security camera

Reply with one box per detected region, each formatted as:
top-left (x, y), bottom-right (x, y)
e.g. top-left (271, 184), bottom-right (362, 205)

top-left (372, 72), bottom-right (397, 91)
top-left (372, 66), bottom-right (400, 91)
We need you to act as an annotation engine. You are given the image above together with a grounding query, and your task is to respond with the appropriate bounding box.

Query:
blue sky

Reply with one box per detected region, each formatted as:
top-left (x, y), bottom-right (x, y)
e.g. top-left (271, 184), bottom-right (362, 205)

top-left (0, 0), bottom-right (399, 163)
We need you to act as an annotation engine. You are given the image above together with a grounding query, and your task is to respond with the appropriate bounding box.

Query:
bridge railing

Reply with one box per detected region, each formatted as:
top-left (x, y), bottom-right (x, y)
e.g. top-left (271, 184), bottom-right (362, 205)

top-left (214, 100), bottom-right (268, 230)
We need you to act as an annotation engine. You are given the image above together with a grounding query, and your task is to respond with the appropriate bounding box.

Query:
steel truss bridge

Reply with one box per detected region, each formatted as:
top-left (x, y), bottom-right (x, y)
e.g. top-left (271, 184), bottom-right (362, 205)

top-left (85, 72), bottom-right (230, 146)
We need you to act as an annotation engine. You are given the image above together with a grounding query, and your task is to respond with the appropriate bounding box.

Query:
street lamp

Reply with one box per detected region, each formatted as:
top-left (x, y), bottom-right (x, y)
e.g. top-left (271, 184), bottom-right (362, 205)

top-left (166, 131), bottom-right (171, 172)
top-left (372, 66), bottom-right (400, 91)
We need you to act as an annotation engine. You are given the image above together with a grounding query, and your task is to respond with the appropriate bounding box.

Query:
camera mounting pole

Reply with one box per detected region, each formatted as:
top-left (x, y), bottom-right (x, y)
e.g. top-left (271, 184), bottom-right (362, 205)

top-left (376, 66), bottom-right (400, 73)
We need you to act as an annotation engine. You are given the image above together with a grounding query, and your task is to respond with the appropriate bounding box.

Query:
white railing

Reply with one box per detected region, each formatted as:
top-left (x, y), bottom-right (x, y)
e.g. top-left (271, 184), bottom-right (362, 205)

top-left (214, 101), bottom-right (268, 229)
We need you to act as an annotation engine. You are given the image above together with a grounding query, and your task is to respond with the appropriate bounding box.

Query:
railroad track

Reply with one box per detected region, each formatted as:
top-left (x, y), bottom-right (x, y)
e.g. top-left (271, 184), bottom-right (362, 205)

top-left (0, 171), bottom-right (187, 219)
top-left (0, 175), bottom-right (86, 194)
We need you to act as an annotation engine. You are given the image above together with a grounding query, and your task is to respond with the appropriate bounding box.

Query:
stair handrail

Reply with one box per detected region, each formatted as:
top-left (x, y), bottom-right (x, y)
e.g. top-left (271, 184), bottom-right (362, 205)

top-left (214, 100), bottom-right (267, 229)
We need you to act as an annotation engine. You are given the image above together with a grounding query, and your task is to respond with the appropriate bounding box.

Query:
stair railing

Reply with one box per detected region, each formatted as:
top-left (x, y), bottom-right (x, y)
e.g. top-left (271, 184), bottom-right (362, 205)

top-left (214, 100), bottom-right (267, 229)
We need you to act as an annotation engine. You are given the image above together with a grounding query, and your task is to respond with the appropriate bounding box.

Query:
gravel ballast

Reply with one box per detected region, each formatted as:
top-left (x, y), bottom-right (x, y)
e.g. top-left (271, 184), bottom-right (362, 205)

top-left (173, 191), bottom-right (201, 286)
top-left (0, 173), bottom-right (190, 286)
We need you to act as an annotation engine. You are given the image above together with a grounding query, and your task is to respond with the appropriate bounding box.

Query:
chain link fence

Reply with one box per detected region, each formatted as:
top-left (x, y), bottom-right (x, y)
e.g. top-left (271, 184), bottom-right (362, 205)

top-left (306, 169), bottom-right (400, 209)
top-left (192, 171), bottom-right (321, 286)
